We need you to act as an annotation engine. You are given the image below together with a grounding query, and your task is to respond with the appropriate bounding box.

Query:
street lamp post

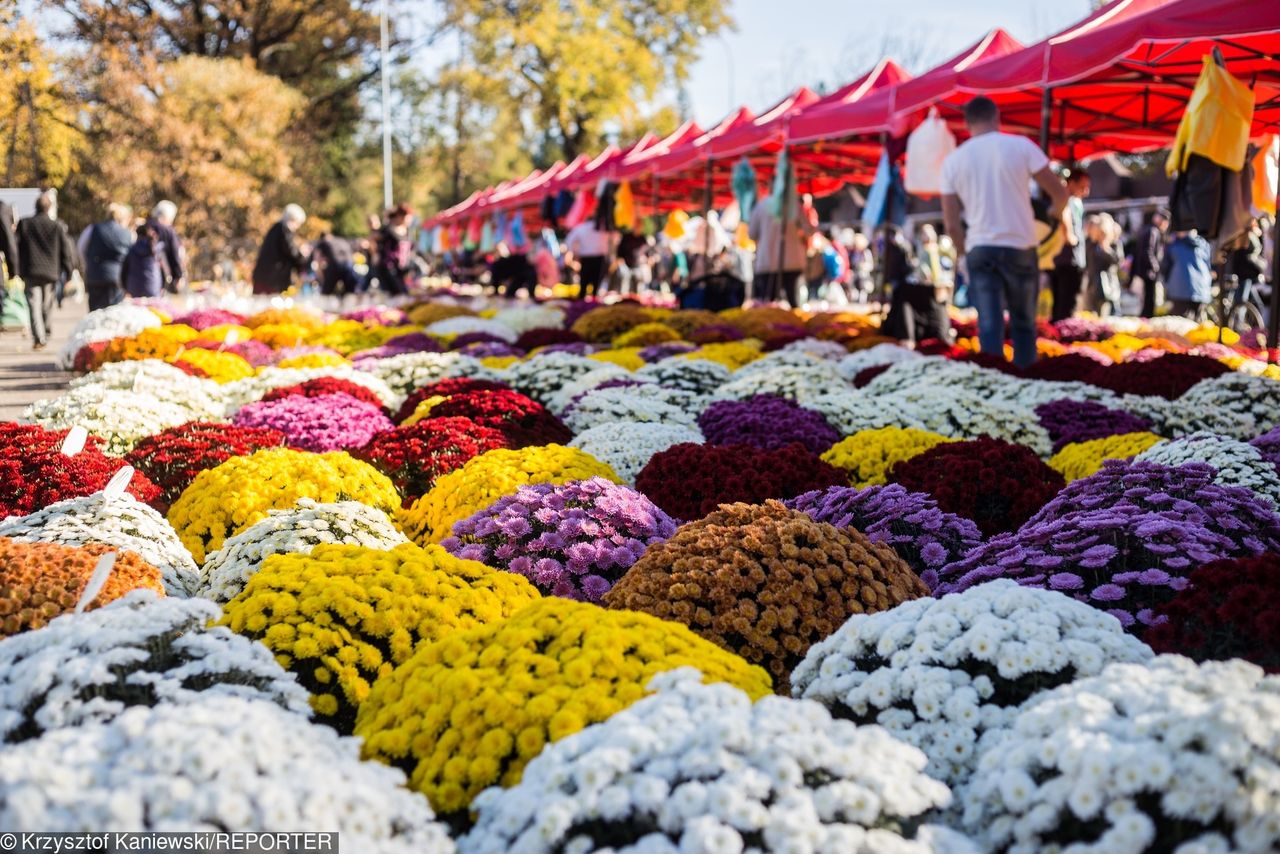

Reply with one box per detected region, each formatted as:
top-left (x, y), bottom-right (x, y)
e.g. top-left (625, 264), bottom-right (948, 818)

top-left (380, 0), bottom-right (393, 211)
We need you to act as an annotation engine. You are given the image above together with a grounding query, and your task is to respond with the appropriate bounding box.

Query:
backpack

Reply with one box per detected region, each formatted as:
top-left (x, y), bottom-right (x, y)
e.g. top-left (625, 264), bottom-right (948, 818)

top-left (1032, 195), bottom-right (1066, 271)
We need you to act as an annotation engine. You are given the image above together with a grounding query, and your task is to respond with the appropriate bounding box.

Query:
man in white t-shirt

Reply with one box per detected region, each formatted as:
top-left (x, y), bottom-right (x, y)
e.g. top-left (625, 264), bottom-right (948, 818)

top-left (564, 219), bottom-right (618, 299)
top-left (940, 96), bottom-right (1069, 368)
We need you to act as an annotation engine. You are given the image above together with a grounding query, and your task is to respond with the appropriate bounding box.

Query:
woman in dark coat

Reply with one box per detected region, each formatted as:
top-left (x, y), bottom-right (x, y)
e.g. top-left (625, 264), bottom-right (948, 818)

top-left (251, 205), bottom-right (309, 294)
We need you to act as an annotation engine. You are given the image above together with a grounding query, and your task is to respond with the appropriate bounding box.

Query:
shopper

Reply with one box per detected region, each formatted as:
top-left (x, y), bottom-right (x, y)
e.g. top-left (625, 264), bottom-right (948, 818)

top-left (1049, 169), bottom-right (1090, 321)
top-left (313, 232), bottom-right (360, 300)
top-left (82, 203), bottom-right (135, 311)
top-left (121, 221), bottom-right (168, 299)
top-left (940, 96), bottom-right (1069, 367)
top-left (1132, 208), bottom-right (1169, 317)
top-left (147, 200), bottom-right (185, 293)
top-left (15, 190), bottom-right (76, 350)
top-left (747, 200), bottom-right (807, 306)
top-left (563, 217), bottom-right (616, 300)
top-left (1083, 214), bottom-right (1123, 316)
top-left (0, 199), bottom-right (18, 318)
top-left (1162, 231), bottom-right (1212, 320)
top-left (373, 205), bottom-right (414, 296)
top-left (251, 205), bottom-right (309, 294)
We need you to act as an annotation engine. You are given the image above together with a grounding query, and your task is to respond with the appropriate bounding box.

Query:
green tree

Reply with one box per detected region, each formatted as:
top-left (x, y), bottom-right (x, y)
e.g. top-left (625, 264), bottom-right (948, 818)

top-left (440, 0), bottom-right (731, 160)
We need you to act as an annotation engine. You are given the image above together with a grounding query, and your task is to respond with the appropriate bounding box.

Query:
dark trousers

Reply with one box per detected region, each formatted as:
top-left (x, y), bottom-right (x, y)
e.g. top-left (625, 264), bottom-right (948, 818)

top-left (321, 264), bottom-right (360, 299)
top-left (1169, 299), bottom-right (1207, 321)
top-left (755, 270), bottom-right (802, 306)
top-left (967, 246), bottom-right (1039, 368)
top-left (1049, 264), bottom-right (1084, 321)
top-left (87, 280), bottom-right (122, 312)
top-left (577, 256), bottom-right (606, 299)
top-left (25, 280), bottom-right (55, 345)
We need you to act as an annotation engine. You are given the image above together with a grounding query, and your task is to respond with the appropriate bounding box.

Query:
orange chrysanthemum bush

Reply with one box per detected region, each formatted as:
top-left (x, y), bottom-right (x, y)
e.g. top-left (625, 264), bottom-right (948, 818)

top-left (721, 306), bottom-right (803, 339)
top-left (0, 538), bottom-right (165, 637)
top-left (98, 325), bottom-right (201, 365)
top-left (353, 597), bottom-right (771, 818)
top-left (243, 307), bottom-right (327, 330)
top-left (405, 302), bottom-right (477, 327)
top-left (603, 500), bottom-right (928, 692)
top-left (222, 543), bottom-right (539, 733)
top-left (569, 304), bottom-right (652, 343)
top-left (656, 308), bottom-right (719, 339)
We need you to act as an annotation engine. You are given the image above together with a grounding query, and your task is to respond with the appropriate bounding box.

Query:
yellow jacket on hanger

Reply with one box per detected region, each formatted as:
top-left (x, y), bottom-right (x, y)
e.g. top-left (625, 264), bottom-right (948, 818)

top-left (1166, 55), bottom-right (1254, 176)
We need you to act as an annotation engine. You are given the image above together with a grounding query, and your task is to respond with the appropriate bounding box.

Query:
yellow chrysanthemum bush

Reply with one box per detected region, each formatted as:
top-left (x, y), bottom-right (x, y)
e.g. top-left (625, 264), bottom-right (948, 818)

top-left (198, 323), bottom-right (253, 343)
top-left (1048, 431), bottom-right (1165, 482)
top-left (681, 340), bottom-right (762, 370)
top-left (100, 325), bottom-right (201, 364)
top-left (275, 353), bottom-right (350, 370)
top-left (168, 448), bottom-right (400, 562)
top-left (354, 597), bottom-right (772, 816)
top-left (399, 445), bottom-right (620, 545)
top-left (169, 348), bottom-right (255, 383)
top-left (249, 323), bottom-right (313, 349)
top-left (406, 303), bottom-right (476, 326)
top-left (244, 307), bottom-right (326, 330)
top-left (222, 542), bottom-right (539, 732)
top-left (612, 322), bottom-right (682, 348)
top-left (587, 347), bottom-right (646, 371)
top-left (569, 304), bottom-right (652, 343)
top-left (306, 319), bottom-right (411, 355)
top-left (821, 426), bottom-right (957, 486)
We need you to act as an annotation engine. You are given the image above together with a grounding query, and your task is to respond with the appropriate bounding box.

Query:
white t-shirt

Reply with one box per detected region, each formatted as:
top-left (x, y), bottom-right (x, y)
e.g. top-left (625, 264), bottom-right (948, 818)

top-left (939, 132), bottom-right (1049, 250)
top-left (564, 222), bottom-right (615, 258)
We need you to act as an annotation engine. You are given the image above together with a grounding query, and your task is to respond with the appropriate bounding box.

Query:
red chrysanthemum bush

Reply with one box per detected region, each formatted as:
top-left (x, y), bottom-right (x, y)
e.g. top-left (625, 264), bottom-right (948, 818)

top-left (604, 500), bottom-right (928, 692)
top-left (1144, 553), bottom-right (1280, 673)
top-left (635, 443), bottom-right (846, 522)
top-left (1021, 353), bottom-right (1110, 383)
top-left (125, 422), bottom-right (287, 512)
top-left (514, 327), bottom-right (582, 351)
top-left (0, 450), bottom-right (162, 518)
top-left (393, 377), bottom-right (513, 424)
top-left (407, 389), bottom-right (572, 448)
top-left (1086, 353), bottom-right (1232, 399)
top-left (354, 416), bottom-right (510, 505)
top-left (889, 437), bottom-right (1066, 537)
top-left (71, 340), bottom-right (113, 374)
top-left (0, 423), bottom-right (104, 455)
top-left (261, 377), bottom-right (387, 412)
top-left (852, 364), bottom-right (893, 388)
top-left (168, 359), bottom-right (210, 379)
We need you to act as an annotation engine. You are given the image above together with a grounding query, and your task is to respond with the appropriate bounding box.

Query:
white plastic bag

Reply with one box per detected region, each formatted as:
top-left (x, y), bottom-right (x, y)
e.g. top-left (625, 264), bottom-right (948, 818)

top-left (904, 108), bottom-right (957, 197)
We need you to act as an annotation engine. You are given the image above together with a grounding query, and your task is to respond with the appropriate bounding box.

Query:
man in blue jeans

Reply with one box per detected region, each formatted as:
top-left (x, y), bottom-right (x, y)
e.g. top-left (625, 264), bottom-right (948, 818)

top-left (940, 97), bottom-right (1069, 368)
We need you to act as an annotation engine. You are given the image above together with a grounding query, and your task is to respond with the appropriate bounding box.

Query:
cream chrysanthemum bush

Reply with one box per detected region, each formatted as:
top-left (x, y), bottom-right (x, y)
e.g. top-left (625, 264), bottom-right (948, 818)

top-left (463, 668), bottom-right (963, 854)
top-left (1165, 373), bottom-right (1280, 441)
top-left (363, 352), bottom-right (497, 397)
top-left (569, 422), bottom-right (706, 485)
top-left (961, 656), bottom-right (1280, 853)
top-left (544, 366), bottom-right (630, 416)
top-left (835, 344), bottom-right (923, 381)
top-left (0, 590), bottom-right (308, 742)
top-left (58, 303), bottom-right (162, 369)
top-left (562, 387), bottom-right (701, 433)
top-left (69, 359), bottom-right (229, 421)
top-left (197, 498), bottom-right (409, 602)
top-left (0, 493), bottom-right (199, 596)
top-left (635, 358), bottom-right (732, 395)
top-left (791, 581), bottom-right (1153, 787)
top-left (22, 386), bottom-right (200, 456)
top-left (492, 304), bottom-right (564, 334)
top-left (425, 316), bottom-right (518, 343)
top-left (0, 696), bottom-right (455, 851)
top-left (503, 352), bottom-right (605, 404)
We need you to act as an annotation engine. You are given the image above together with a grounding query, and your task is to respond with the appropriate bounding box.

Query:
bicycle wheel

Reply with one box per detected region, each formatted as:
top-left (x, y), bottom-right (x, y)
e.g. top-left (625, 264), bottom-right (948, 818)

top-left (1230, 301), bottom-right (1266, 337)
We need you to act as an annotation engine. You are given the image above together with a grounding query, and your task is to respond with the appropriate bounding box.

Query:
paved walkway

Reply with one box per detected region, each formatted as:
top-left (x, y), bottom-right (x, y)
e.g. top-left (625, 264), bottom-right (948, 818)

top-left (0, 299), bottom-right (86, 421)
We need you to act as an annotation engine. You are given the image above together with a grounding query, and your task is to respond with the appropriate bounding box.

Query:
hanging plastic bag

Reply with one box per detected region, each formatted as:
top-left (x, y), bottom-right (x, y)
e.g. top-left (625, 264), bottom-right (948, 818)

top-left (2, 278), bottom-right (30, 330)
top-left (563, 189), bottom-right (597, 229)
top-left (614, 181), bottom-right (636, 230)
top-left (904, 108), bottom-right (957, 196)
top-left (732, 157), bottom-right (758, 221)
top-left (663, 209), bottom-right (689, 241)
top-left (1251, 134), bottom-right (1277, 216)
top-left (1166, 55), bottom-right (1254, 176)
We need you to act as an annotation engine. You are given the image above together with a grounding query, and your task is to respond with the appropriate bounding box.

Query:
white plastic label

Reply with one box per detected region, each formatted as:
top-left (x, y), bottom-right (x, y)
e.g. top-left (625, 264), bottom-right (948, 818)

top-left (223, 328), bottom-right (240, 346)
top-left (76, 552), bottom-right (117, 614)
top-left (60, 426), bottom-right (88, 456)
top-left (103, 466), bottom-right (135, 500)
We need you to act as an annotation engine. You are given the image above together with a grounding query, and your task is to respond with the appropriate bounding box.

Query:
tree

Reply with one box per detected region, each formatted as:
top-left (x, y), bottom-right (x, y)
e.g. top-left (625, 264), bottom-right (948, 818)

top-left (0, 18), bottom-right (79, 187)
top-left (440, 0), bottom-right (731, 160)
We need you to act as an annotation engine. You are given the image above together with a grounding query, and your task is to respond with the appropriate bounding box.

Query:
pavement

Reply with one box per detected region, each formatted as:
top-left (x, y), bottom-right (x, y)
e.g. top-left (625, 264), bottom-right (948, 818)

top-left (0, 298), bottom-right (86, 421)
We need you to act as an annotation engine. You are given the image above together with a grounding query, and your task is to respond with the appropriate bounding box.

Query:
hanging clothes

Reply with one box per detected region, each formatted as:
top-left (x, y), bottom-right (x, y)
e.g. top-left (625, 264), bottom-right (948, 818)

top-left (1252, 135), bottom-right (1278, 216)
top-left (1167, 55), bottom-right (1254, 176)
top-left (663, 209), bottom-right (689, 241)
top-left (493, 211), bottom-right (509, 247)
top-left (862, 152), bottom-right (908, 228)
top-left (479, 218), bottom-right (496, 253)
top-left (767, 148), bottom-right (798, 224)
top-left (904, 108), bottom-right (957, 197)
top-left (510, 212), bottom-right (528, 250)
top-left (554, 190), bottom-right (576, 219)
top-left (464, 217), bottom-right (482, 249)
top-left (564, 189), bottom-right (597, 229)
top-left (732, 157), bottom-right (759, 222)
top-left (592, 183), bottom-right (618, 232)
top-left (614, 181), bottom-right (636, 231)
top-left (540, 195), bottom-right (557, 227)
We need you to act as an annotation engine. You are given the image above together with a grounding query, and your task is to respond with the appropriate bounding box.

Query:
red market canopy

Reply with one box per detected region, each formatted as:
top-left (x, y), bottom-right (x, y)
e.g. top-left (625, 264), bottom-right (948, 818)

top-left (788, 31), bottom-right (1023, 144)
top-left (615, 121), bottom-right (705, 182)
top-left (708, 87), bottom-right (823, 160)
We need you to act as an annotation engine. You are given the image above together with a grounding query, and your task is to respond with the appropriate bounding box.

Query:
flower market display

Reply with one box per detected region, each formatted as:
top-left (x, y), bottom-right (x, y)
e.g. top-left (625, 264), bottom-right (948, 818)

top-left (604, 501), bottom-right (928, 691)
top-left (463, 668), bottom-right (958, 854)
top-left (0, 538), bottom-right (164, 636)
top-left (354, 597), bottom-right (771, 816)
top-left (197, 498), bottom-right (409, 602)
top-left (441, 477), bottom-right (676, 603)
top-left (0, 590), bottom-right (309, 742)
top-left (0, 492), bottom-right (200, 596)
top-left (791, 581), bottom-right (1153, 786)
top-left (223, 542), bottom-right (539, 731)
top-left (166, 446), bottom-right (400, 562)
top-left (7, 292), bottom-right (1280, 846)
top-left (960, 656), bottom-right (1280, 852)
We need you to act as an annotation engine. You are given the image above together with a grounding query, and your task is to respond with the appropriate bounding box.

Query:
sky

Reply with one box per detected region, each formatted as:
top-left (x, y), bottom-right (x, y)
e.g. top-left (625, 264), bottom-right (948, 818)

top-left (683, 0), bottom-right (1095, 125)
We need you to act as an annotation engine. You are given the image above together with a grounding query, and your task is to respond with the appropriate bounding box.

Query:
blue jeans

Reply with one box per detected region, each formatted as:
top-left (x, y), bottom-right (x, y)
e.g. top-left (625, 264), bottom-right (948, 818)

top-left (966, 245), bottom-right (1039, 368)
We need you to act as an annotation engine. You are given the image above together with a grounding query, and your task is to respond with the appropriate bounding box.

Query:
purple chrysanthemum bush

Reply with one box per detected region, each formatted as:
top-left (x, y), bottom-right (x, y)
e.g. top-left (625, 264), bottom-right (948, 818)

top-left (232, 392), bottom-right (394, 452)
top-left (697, 394), bottom-right (840, 454)
top-left (931, 460), bottom-right (1280, 631)
top-left (441, 476), bottom-right (677, 602)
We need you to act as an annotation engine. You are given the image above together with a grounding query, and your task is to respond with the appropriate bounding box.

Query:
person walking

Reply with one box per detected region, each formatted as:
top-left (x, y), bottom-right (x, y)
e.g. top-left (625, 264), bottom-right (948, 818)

top-left (373, 205), bottom-right (414, 296)
top-left (147, 200), bottom-right (186, 293)
top-left (1083, 214), bottom-right (1123, 316)
top-left (1132, 208), bottom-right (1169, 318)
top-left (1162, 231), bottom-right (1212, 320)
top-left (121, 221), bottom-right (169, 299)
top-left (0, 199), bottom-right (17, 318)
top-left (313, 232), bottom-right (360, 300)
top-left (747, 200), bottom-right (808, 306)
top-left (82, 203), bottom-right (135, 311)
top-left (1048, 169), bottom-right (1090, 321)
top-left (15, 190), bottom-right (76, 350)
top-left (563, 216), bottom-right (616, 300)
top-left (251, 205), bottom-right (309, 294)
top-left (940, 96), bottom-right (1069, 368)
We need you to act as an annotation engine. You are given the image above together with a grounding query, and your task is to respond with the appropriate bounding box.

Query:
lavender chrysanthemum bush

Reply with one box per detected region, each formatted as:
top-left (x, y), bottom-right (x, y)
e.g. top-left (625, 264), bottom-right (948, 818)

top-left (441, 476), bottom-right (677, 602)
top-left (232, 392), bottom-right (394, 453)
top-left (933, 460), bottom-right (1280, 631)
top-left (1253, 424), bottom-right (1280, 475)
top-left (1034, 399), bottom-right (1155, 453)
top-left (787, 484), bottom-right (982, 574)
top-left (698, 394), bottom-right (840, 454)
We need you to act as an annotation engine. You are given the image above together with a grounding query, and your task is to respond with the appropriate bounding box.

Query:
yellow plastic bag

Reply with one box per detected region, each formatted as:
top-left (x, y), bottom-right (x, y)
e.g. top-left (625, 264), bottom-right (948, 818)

top-left (1252, 134), bottom-right (1277, 215)
top-left (614, 181), bottom-right (635, 230)
top-left (1166, 55), bottom-right (1254, 176)
top-left (663, 209), bottom-right (689, 241)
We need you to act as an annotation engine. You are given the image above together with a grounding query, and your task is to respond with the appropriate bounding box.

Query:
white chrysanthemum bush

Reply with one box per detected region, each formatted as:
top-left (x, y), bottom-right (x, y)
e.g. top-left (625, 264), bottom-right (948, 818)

top-left (569, 422), bottom-right (705, 486)
top-left (0, 696), bottom-right (455, 851)
top-left (1135, 431), bottom-right (1280, 506)
top-left (0, 591), bottom-right (308, 742)
top-left (462, 668), bottom-right (964, 854)
top-left (791, 581), bottom-right (1154, 788)
top-left (960, 656), bottom-right (1280, 853)
top-left (197, 498), bottom-right (409, 602)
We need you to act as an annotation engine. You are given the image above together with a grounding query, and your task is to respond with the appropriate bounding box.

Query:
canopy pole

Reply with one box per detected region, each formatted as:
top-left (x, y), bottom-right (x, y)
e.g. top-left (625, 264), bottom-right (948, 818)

top-left (702, 159), bottom-right (714, 266)
top-left (1039, 87), bottom-right (1053, 154)
top-left (773, 145), bottom-right (790, 307)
